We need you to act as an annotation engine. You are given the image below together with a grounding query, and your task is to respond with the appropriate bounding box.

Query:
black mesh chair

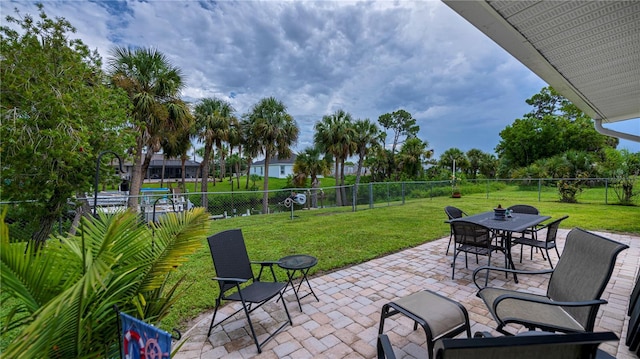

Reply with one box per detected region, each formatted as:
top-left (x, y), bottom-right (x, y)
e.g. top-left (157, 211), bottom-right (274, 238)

top-left (513, 215), bottom-right (569, 268)
top-left (444, 206), bottom-right (468, 255)
top-left (207, 229), bottom-right (292, 353)
top-left (450, 221), bottom-right (505, 280)
top-left (507, 204), bottom-right (539, 215)
top-left (507, 204), bottom-right (541, 241)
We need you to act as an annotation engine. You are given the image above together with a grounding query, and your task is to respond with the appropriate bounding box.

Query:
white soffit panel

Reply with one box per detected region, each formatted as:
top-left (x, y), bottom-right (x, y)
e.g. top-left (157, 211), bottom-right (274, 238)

top-left (442, 0), bottom-right (640, 125)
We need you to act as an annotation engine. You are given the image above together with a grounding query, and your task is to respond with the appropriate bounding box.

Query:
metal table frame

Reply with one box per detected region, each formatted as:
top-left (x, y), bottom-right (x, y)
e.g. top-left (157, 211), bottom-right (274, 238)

top-left (278, 254), bottom-right (319, 310)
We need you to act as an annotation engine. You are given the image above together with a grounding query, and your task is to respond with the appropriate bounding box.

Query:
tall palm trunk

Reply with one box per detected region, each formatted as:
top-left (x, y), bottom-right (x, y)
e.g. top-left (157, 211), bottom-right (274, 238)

top-left (180, 157), bottom-right (186, 191)
top-left (311, 176), bottom-right (319, 208)
top-left (245, 155), bottom-right (252, 189)
top-left (160, 158), bottom-right (166, 187)
top-left (340, 158), bottom-right (348, 206)
top-left (127, 136), bottom-right (145, 209)
top-left (200, 144), bottom-right (212, 209)
top-left (219, 145), bottom-right (226, 182)
top-left (235, 162), bottom-right (241, 187)
top-left (194, 163), bottom-right (201, 192)
top-left (334, 159), bottom-right (342, 206)
top-left (141, 151), bottom-right (155, 185)
top-left (354, 150), bottom-right (366, 201)
top-left (262, 153), bottom-right (271, 214)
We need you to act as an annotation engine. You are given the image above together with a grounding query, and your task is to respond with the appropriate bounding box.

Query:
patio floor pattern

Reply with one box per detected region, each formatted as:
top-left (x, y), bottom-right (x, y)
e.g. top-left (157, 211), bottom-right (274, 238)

top-left (174, 229), bottom-right (640, 359)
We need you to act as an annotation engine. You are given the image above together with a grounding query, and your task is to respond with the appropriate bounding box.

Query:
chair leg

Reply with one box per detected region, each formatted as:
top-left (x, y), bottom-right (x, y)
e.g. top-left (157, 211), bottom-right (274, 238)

top-left (519, 244), bottom-right (524, 263)
top-left (239, 299), bottom-right (262, 353)
top-left (452, 251), bottom-right (457, 279)
top-left (446, 234), bottom-right (453, 255)
top-left (207, 300), bottom-right (222, 337)
top-left (545, 248), bottom-right (554, 269)
top-left (279, 290), bottom-right (293, 326)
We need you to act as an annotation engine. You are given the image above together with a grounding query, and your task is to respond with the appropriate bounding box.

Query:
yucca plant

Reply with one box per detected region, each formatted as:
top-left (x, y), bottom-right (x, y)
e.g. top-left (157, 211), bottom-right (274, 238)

top-left (1, 207), bottom-right (208, 358)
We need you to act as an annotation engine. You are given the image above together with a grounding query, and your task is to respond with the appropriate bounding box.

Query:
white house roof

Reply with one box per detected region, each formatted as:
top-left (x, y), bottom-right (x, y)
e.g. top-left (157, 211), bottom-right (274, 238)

top-left (442, 0), bottom-right (640, 143)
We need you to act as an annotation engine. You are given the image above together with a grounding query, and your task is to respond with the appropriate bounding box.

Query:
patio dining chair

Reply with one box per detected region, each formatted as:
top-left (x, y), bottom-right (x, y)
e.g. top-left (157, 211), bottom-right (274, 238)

top-left (206, 229), bottom-right (292, 353)
top-left (507, 204), bottom-right (539, 215)
top-left (450, 221), bottom-right (505, 280)
top-left (507, 204), bottom-right (541, 241)
top-left (513, 215), bottom-right (569, 268)
top-left (473, 228), bottom-right (628, 336)
top-left (444, 206), bottom-right (468, 255)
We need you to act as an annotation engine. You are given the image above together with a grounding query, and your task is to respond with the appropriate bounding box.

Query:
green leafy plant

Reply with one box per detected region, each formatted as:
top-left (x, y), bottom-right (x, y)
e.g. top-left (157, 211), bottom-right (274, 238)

top-left (1, 207), bottom-right (208, 357)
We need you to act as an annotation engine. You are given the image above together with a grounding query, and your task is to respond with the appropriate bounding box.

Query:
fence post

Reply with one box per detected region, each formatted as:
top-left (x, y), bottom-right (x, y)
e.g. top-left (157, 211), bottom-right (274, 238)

top-left (605, 178), bottom-right (608, 205)
top-left (538, 178), bottom-right (542, 202)
top-left (486, 180), bottom-right (489, 199)
top-left (369, 183), bottom-right (374, 209)
top-left (352, 185), bottom-right (356, 212)
top-left (402, 182), bottom-right (405, 205)
top-left (387, 183), bottom-right (390, 206)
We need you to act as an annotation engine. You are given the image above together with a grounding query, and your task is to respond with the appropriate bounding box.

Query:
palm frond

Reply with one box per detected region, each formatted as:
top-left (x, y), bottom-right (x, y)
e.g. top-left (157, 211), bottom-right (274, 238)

top-left (138, 208), bottom-right (207, 292)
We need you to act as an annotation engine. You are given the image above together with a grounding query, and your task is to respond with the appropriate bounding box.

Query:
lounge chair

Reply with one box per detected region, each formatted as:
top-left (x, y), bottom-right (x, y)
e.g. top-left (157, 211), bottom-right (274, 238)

top-left (473, 228), bottom-right (628, 335)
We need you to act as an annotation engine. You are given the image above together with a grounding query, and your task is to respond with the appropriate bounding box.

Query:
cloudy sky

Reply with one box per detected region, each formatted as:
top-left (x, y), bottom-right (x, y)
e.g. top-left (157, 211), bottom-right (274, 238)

top-left (4, 0), bottom-right (638, 157)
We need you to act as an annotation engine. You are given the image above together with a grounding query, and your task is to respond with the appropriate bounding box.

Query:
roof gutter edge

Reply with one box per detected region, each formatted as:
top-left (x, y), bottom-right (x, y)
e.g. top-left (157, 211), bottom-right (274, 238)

top-left (594, 119), bottom-right (640, 143)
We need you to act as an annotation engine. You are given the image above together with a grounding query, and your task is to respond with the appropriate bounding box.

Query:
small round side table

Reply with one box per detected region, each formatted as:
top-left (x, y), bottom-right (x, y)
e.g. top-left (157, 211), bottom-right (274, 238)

top-left (278, 254), bottom-right (319, 311)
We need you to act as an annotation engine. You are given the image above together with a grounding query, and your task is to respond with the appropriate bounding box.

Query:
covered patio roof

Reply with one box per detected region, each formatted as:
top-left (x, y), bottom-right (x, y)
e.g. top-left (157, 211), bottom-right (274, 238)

top-left (442, 0), bottom-right (639, 143)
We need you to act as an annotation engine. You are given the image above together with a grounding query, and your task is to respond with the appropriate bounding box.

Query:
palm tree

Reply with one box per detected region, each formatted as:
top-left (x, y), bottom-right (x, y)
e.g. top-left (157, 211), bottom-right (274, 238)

top-left (108, 47), bottom-right (187, 209)
top-left (159, 100), bottom-right (194, 188)
top-left (465, 148), bottom-right (485, 179)
top-left (398, 137), bottom-right (433, 179)
top-left (227, 116), bottom-right (243, 187)
top-left (242, 117), bottom-right (260, 190)
top-left (293, 146), bottom-right (333, 207)
top-left (352, 118), bottom-right (379, 197)
top-left (162, 128), bottom-right (193, 191)
top-left (314, 109), bottom-right (356, 206)
top-left (193, 97), bottom-right (234, 209)
top-left (439, 148), bottom-right (468, 180)
top-left (1, 208), bottom-right (208, 357)
top-left (246, 97), bottom-right (299, 214)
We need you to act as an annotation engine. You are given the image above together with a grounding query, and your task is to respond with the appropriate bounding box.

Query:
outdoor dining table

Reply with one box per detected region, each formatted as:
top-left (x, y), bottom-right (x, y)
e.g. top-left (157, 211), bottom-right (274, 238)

top-left (450, 211), bottom-right (551, 283)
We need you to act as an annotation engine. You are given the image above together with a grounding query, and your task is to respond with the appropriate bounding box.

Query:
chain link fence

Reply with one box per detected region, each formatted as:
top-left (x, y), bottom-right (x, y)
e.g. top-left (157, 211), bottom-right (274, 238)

top-left (2, 177), bottom-right (636, 241)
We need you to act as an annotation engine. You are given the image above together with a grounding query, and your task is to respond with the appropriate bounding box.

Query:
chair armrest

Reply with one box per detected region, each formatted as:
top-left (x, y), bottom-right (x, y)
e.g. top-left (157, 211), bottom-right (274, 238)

top-left (473, 266), bottom-right (554, 290)
top-left (377, 334), bottom-right (397, 359)
top-left (493, 293), bottom-right (607, 313)
top-left (212, 276), bottom-right (248, 284)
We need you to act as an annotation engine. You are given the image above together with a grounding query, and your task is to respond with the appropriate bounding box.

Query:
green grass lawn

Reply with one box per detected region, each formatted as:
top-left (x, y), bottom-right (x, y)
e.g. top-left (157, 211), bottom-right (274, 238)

top-left (160, 193), bottom-right (640, 332)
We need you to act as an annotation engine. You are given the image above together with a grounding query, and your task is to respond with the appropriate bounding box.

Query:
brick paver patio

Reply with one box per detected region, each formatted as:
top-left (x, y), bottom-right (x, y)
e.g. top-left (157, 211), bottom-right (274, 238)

top-left (174, 229), bottom-right (640, 358)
